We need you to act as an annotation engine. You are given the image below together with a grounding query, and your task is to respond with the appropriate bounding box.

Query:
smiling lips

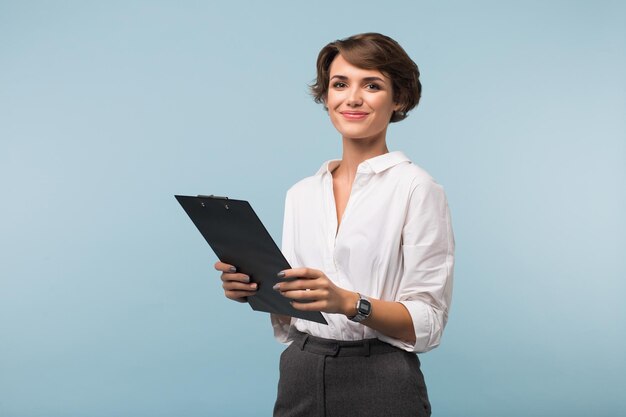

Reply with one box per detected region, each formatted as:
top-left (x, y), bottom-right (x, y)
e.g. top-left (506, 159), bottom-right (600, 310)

top-left (340, 111), bottom-right (369, 120)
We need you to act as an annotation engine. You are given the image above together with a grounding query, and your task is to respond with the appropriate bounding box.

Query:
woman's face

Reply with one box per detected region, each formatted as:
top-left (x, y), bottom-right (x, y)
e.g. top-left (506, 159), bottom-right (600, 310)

top-left (326, 54), bottom-right (400, 142)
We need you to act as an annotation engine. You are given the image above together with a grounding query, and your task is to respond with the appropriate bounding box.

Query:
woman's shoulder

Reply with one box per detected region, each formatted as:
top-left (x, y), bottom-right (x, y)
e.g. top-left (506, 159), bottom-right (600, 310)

top-left (284, 173), bottom-right (322, 201)
top-left (389, 157), bottom-right (440, 190)
top-left (284, 157), bottom-right (336, 197)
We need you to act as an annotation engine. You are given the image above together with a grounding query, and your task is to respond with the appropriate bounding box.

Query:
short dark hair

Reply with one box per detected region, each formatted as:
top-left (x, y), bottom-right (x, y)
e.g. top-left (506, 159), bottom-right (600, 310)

top-left (310, 33), bottom-right (422, 123)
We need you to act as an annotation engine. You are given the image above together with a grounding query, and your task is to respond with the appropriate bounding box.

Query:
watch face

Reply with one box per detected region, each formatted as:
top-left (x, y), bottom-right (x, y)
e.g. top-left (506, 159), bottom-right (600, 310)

top-left (358, 299), bottom-right (371, 315)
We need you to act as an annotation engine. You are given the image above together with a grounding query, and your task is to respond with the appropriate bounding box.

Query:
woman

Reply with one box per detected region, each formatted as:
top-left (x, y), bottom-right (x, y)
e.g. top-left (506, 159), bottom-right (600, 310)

top-left (215, 33), bottom-right (454, 417)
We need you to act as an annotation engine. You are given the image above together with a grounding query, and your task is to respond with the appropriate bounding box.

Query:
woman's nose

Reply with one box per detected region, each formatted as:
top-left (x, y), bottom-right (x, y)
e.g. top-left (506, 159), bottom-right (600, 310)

top-left (346, 87), bottom-right (363, 107)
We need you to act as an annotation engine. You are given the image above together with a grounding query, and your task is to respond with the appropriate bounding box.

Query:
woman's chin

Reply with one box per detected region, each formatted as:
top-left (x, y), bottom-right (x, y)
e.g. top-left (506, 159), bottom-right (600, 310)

top-left (337, 128), bottom-right (387, 143)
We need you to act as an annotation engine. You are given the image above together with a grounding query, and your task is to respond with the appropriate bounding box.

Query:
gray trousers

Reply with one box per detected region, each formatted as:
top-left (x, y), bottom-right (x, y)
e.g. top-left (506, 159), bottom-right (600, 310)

top-left (274, 329), bottom-right (431, 417)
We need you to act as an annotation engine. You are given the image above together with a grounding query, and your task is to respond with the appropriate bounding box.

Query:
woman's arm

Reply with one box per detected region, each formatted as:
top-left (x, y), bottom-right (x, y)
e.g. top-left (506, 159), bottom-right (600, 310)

top-left (357, 296), bottom-right (416, 345)
top-left (274, 268), bottom-right (416, 344)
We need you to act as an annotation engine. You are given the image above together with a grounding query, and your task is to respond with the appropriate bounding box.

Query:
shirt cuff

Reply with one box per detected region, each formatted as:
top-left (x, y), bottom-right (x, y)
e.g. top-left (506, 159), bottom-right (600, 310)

top-left (377, 300), bottom-right (445, 353)
top-left (270, 313), bottom-right (294, 344)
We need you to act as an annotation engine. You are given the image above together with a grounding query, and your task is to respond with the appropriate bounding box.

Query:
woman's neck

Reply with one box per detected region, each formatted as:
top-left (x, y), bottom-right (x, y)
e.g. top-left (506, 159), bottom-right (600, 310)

top-left (333, 135), bottom-right (389, 179)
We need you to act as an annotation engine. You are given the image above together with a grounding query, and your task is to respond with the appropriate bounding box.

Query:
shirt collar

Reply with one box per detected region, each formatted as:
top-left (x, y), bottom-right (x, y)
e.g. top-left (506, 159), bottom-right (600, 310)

top-left (315, 151), bottom-right (411, 176)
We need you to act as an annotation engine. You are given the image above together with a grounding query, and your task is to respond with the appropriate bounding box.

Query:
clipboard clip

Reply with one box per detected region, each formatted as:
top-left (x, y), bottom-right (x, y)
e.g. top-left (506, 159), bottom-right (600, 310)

top-left (197, 195), bottom-right (230, 210)
top-left (197, 194), bottom-right (229, 200)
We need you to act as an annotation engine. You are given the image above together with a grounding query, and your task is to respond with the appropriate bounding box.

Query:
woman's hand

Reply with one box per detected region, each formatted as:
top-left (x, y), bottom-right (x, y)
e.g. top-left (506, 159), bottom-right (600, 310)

top-left (214, 261), bottom-right (258, 303)
top-left (274, 268), bottom-right (358, 316)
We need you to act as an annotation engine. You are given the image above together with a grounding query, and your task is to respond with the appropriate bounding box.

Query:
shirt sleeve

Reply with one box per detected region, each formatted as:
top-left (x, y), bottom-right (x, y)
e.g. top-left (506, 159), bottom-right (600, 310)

top-left (270, 189), bottom-right (295, 344)
top-left (383, 179), bottom-right (455, 353)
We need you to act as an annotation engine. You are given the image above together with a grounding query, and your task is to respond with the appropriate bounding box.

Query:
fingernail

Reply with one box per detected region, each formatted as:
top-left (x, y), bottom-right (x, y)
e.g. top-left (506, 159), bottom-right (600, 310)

top-left (229, 266), bottom-right (236, 273)
top-left (273, 283), bottom-right (280, 291)
top-left (251, 283), bottom-right (257, 289)
top-left (277, 271), bottom-right (285, 278)
top-left (243, 276), bottom-right (250, 283)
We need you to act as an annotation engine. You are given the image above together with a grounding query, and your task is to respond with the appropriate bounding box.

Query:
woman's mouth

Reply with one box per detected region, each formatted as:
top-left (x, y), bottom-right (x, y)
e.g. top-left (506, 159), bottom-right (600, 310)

top-left (340, 111), bottom-right (369, 120)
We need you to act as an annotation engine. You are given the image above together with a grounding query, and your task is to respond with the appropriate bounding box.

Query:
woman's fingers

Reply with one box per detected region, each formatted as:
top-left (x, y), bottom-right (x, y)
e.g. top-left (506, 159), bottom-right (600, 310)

top-left (214, 261), bottom-right (255, 303)
top-left (215, 261), bottom-right (237, 273)
top-left (290, 300), bottom-right (328, 311)
top-left (276, 279), bottom-right (327, 292)
top-left (278, 268), bottom-right (322, 280)
top-left (223, 278), bottom-right (257, 302)
top-left (225, 290), bottom-right (256, 303)
top-left (214, 261), bottom-right (250, 283)
top-left (274, 268), bottom-right (347, 315)
top-left (220, 272), bottom-right (250, 283)
top-left (280, 289), bottom-right (327, 301)
top-left (274, 268), bottom-right (325, 293)
top-left (223, 281), bottom-right (258, 291)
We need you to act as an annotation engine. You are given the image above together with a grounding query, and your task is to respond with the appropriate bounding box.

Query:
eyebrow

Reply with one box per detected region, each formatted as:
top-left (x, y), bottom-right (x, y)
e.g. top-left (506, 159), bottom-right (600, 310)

top-left (330, 75), bottom-right (387, 83)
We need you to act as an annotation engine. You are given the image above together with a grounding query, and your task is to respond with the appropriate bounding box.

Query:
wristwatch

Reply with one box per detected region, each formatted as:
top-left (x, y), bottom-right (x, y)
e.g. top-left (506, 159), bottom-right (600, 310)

top-left (348, 293), bottom-right (372, 323)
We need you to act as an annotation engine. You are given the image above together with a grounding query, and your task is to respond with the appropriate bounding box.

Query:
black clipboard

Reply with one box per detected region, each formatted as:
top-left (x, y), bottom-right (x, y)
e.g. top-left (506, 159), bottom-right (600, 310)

top-left (175, 194), bottom-right (327, 325)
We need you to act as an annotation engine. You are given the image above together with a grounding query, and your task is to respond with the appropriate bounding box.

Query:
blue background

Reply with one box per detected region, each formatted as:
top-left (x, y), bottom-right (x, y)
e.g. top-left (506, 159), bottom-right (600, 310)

top-left (1, 1), bottom-right (625, 416)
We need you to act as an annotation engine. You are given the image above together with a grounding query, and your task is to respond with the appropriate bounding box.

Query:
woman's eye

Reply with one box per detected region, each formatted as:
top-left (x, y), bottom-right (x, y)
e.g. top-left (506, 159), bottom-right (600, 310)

top-left (365, 83), bottom-right (381, 90)
top-left (332, 82), bottom-right (347, 88)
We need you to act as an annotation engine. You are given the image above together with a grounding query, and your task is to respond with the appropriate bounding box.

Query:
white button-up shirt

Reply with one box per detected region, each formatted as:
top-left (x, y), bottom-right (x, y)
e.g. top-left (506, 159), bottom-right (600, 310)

top-left (271, 151), bottom-right (454, 353)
